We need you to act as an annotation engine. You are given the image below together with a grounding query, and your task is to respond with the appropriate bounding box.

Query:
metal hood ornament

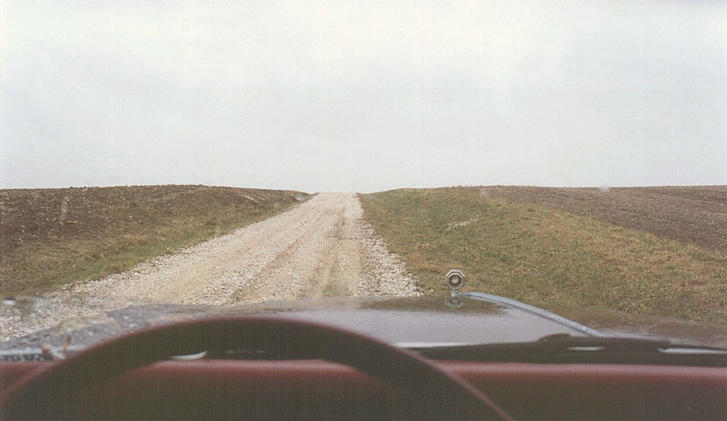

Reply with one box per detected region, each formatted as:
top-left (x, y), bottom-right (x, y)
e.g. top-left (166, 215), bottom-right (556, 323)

top-left (445, 269), bottom-right (466, 295)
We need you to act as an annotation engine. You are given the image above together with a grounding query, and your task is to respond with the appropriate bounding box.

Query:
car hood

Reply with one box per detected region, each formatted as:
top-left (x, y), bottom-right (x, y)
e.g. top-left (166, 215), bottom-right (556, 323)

top-left (2, 294), bottom-right (726, 357)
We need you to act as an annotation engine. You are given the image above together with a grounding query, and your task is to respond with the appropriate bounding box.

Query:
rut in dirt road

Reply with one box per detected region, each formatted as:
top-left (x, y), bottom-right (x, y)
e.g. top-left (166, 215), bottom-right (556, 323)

top-left (1, 193), bottom-right (420, 341)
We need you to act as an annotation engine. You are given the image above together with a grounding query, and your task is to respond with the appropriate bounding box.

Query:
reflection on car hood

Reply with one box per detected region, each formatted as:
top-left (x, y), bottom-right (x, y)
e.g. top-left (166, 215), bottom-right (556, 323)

top-left (2, 294), bottom-right (726, 355)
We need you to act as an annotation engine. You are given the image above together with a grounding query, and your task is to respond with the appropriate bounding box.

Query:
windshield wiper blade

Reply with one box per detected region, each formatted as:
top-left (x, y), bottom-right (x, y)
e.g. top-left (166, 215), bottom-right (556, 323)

top-left (415, 333), bottom-right (727, 366)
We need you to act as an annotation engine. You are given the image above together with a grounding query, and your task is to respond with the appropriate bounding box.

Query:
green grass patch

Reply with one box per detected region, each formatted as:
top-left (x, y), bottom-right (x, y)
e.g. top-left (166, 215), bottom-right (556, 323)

top-left (359, 188), bottom-right (727, 324)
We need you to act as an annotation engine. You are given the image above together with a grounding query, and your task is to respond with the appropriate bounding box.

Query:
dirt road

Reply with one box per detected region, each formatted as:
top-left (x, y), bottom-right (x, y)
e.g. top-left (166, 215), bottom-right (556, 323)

top-left (1, 193), bottom-right (419, 341)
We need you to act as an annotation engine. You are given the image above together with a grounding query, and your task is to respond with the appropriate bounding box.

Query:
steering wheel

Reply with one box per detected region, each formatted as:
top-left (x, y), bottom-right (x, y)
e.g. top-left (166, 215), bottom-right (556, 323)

top-left (0, 316), bottom-right (513, 420)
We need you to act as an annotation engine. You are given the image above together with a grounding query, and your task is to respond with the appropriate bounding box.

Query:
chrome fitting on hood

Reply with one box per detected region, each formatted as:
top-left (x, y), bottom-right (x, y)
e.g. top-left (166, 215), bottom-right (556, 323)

top-left (445, 269), bottom-right (466, 295)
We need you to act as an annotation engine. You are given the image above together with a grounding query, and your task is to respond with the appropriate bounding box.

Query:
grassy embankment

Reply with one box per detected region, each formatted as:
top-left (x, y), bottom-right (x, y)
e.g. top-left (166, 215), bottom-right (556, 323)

top-left (359, 187), bottom-right (727, 324)
top-left (1, 185), bottom-right (309, 296)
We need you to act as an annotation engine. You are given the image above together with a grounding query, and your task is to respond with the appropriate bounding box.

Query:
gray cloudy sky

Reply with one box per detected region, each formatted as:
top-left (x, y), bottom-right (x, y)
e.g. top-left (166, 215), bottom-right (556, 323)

top-left (1, 0), bottom-right (726, 192)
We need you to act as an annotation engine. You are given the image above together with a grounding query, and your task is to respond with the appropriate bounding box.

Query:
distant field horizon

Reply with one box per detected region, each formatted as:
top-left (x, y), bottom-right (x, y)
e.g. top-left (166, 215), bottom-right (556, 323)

top-left (3, 183), bottom-right (726, 193)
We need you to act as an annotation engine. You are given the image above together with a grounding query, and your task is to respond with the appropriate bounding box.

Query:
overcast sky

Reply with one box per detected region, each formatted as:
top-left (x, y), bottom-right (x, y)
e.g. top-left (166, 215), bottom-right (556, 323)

top-left (1, 0), bottom-right (726, 192)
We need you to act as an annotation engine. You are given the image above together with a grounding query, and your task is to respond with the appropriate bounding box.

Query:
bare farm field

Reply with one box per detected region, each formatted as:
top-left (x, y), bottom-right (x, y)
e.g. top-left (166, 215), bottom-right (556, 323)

top-left (484, 186), bottom-right (727, 254)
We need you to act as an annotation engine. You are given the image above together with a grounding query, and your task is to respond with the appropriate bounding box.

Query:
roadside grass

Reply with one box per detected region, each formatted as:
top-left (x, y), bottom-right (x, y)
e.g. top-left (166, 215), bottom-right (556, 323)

top-left (359, 188), bottom-right (727, 324)
top-left (1, 185), bottom-right (309, 296)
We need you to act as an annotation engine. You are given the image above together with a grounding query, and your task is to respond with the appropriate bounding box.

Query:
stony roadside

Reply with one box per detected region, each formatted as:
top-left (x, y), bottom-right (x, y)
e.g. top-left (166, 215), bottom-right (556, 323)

top-left (0, 193), bottom-right (420, 343)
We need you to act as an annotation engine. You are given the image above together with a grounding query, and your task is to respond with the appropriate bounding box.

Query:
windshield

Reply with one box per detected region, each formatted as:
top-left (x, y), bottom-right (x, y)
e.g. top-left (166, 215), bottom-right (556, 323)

top-left (1, 1), bottom-right (726, 357)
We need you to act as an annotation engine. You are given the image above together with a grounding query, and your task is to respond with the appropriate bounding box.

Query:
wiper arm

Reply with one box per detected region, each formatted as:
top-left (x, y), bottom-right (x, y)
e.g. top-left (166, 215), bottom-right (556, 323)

top-left (415, 333), bottom-right (727, 366)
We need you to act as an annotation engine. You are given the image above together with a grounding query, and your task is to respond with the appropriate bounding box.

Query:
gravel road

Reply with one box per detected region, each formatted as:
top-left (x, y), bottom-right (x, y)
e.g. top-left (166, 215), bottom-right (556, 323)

top-left (0, 193), bottom-right (420, 342)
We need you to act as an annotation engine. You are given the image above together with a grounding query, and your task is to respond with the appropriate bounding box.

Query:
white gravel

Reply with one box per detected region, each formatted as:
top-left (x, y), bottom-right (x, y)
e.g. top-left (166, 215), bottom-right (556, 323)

top-left (0, 193), bottom-right (420, 342)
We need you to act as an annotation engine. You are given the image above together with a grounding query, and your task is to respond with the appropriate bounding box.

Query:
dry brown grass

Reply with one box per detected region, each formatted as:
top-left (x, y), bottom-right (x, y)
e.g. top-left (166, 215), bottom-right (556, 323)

top-left (0, 185), bottom-right (309, 295)
top-left (360, 187), bottom-right (727, 324)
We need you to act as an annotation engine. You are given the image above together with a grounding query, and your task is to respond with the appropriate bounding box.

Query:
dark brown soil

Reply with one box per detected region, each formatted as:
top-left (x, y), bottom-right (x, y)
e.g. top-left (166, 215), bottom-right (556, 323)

top-left (483, 186), bottom-right (727, 253)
